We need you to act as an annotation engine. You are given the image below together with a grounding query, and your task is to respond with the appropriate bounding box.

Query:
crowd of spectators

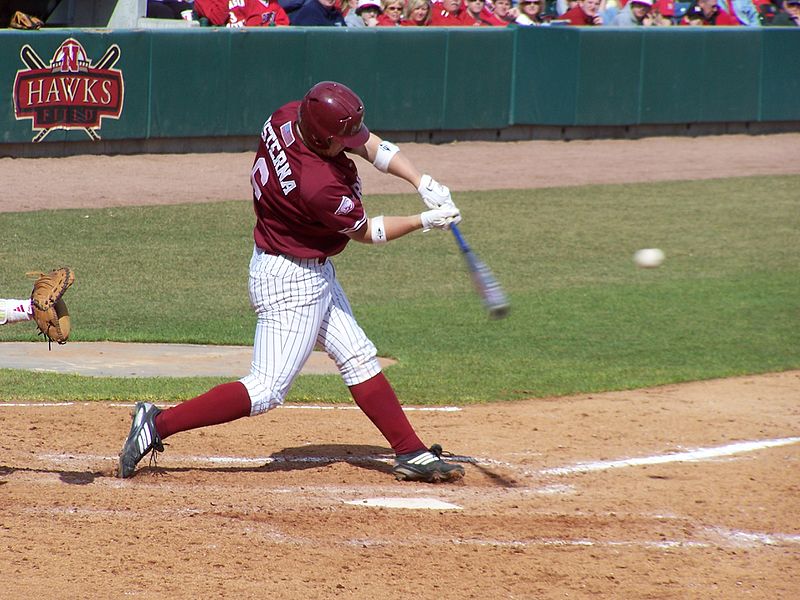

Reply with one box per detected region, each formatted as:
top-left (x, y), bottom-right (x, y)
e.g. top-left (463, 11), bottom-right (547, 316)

top-left (147, 0), bottom-right (799, 27)
top-left (1, 0), bottom-right (796, 28)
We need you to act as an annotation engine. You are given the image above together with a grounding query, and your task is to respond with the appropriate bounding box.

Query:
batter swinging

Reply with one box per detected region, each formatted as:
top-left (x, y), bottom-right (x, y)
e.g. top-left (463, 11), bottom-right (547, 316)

top-left (118, 81), bottom-right (465, 482)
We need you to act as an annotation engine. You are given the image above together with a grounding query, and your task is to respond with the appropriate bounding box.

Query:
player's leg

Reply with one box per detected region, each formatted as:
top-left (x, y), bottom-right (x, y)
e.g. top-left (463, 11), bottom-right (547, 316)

top-left (239, 253), bottom-right (332, 415)
top-left (118, 381), bottom-right (253, 478)
top-left (318, 276), bottom-right (464, 482)
top-left (0, 298), bottom-right (32, 325)
top-left (118, 251), bottom-right (331, 478)
top-left (317, 278), bottom-right (421, 454)
top-left (159, 252), bottom-right (328, 432)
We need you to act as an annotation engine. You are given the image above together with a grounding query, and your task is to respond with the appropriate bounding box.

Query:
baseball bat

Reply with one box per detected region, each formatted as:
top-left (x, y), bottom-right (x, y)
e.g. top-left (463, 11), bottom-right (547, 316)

top-left (450, 223), bottom-right (509, 319)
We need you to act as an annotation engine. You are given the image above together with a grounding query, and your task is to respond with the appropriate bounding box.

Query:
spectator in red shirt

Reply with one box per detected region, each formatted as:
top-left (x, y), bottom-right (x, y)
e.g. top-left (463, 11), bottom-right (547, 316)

top-left (492, 0), bottom-right (519, 25)
top-left (652, 0), bottom-right (675, 22)
top-left (461, 0), bottom-right (498, 23)
top-left (472, 0), bottom-right (513, 24)
top-left (377, 0), bottom-right (405, 23)
top-left (489, 0), bottom-right (519, 23)
top-left (555, 0), bottom-right (579, 15)
top-left (562, 0), bottom-right (604, 23)
top-left (402, 0), bottom-right (433, 24)
top-left (194, 0), bottom-right (232, 24)
top-left (430, 0), bottom-right (471, 24)
top-left (681, 0), bottom-right (740, 23)
top-left (228, 0), bottom-right (291, 26)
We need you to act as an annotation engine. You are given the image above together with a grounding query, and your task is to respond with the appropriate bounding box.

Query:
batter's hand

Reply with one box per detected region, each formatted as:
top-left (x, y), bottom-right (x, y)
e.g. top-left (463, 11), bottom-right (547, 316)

top-left (418, 174), bottom-right (455, 210)
top-left (421, 206), bottom-right (461, 231)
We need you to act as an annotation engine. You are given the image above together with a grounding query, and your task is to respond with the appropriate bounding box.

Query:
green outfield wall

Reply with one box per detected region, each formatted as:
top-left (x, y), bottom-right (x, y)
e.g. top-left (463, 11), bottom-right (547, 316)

top-left (1, 27), bottom-right (798, 155)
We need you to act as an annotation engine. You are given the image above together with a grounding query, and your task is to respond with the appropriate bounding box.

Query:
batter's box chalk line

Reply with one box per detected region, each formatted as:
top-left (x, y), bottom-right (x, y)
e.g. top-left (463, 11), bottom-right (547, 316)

top-left (703, 526), bottom-right (800, 548)
top-left (540, 437), bottom-right (800, 476)
top-left (344, 497), bottom-right (462, 510)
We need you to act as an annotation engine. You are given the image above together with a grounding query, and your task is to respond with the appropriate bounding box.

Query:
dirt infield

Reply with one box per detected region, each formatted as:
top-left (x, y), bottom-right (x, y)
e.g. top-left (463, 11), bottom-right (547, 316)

top-left (2, 372), bottom-right (798, 599)
top-left (2, 135), bottom-right (800, 599)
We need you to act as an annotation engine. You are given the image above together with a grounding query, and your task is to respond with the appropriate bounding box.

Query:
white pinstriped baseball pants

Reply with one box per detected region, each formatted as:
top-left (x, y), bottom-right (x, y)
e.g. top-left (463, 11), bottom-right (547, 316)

top-left (240, 246), bottom-right (382, 416)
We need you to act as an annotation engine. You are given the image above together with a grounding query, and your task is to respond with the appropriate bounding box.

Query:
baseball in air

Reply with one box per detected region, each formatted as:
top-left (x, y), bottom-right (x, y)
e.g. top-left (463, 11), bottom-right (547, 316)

top-left (634, 248), bottom-right (665, 268)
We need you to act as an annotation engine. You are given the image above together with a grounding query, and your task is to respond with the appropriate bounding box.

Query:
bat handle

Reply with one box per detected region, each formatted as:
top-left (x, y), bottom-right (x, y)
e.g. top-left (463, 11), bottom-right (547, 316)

top-left (449, 223), bottom-right (470, 253)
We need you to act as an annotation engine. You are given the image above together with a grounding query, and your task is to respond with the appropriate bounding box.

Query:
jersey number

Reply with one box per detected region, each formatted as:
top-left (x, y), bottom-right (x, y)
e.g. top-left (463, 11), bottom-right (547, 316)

top-left (250, 157), bottom-right (269, 201)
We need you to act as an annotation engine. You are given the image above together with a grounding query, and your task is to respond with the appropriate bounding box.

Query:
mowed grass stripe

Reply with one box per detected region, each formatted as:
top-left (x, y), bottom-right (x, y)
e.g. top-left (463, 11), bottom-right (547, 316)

top-left (1, 175), bottom-right (798, 403)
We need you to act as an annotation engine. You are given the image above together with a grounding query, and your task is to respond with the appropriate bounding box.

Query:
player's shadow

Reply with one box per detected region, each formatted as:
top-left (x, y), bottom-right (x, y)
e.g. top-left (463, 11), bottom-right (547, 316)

top-left (467, 461), bottom-right (521, 488)
top-left (149, 444), bottom-right (518, 487)
top-left (0, 464), bottom-right (99, 486)
top-left (249, 443), bottom-right (395, 475)
top-left (2, 450), bottom-right (518, 487)
top-left (149, 443), bottom-right (397, 477)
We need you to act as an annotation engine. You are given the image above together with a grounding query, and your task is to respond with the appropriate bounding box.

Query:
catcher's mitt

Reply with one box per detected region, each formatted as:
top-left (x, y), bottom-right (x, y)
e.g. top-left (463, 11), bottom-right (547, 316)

top-left (28, 267), bottom-right (75, 347)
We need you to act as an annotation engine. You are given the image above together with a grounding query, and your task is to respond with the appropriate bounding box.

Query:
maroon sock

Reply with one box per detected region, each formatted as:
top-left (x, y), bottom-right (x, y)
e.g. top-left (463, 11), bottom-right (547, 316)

top-left (155, 381), bottom-right (251, 441)
top-left (349, 372), bottom-right (425, 455)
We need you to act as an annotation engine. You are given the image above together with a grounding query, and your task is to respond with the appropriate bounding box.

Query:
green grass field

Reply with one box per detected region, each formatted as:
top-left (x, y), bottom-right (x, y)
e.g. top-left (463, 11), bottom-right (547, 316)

top-left (1, 175), bottom-right (798, 403)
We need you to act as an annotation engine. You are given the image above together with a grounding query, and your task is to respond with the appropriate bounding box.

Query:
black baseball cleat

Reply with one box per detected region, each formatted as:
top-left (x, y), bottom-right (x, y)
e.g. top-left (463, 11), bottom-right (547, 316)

top-left (118, 402), bottom-right (164, 478)
top-left (392, 444), bottom-right (465, 483)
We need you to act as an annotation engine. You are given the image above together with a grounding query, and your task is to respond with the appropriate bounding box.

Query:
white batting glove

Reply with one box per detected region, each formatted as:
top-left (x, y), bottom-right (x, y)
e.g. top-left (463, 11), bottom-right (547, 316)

top-left (420, 206), bottom-right (461, 232)
top-left (418, 174), bottom-right (455, 210)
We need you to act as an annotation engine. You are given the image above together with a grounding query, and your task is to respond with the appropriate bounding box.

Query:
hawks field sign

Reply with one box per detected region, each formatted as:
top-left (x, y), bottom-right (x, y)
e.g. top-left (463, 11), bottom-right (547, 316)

top-left (13, 39), bottom-right (124, 142)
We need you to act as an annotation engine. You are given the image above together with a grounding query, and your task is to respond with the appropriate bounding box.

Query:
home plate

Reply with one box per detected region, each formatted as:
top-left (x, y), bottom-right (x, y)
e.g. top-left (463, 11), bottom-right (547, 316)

top-left (345, 497), bottom-right (462, 510)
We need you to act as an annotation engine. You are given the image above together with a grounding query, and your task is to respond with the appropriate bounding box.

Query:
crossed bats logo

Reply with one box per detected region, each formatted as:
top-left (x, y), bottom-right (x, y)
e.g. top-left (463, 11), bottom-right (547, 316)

top-left (12, 39), bottom-right (124, 142)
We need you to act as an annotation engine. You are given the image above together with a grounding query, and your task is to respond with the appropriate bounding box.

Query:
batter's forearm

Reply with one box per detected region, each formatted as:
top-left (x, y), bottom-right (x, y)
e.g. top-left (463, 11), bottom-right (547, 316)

top-left (368, 215), bottom-right (424, 243)
top-left (352, 134), bottom-right (455, 214)
top-left (347, 215), bottom-right (425, 245)
top-left (386, 153), bottom-right (423, 190)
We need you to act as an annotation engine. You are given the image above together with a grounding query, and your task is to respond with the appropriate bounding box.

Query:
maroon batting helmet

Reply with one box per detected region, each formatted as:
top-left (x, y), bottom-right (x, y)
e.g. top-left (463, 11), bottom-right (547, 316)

top-left (297, 81), bottom-right (370, 153)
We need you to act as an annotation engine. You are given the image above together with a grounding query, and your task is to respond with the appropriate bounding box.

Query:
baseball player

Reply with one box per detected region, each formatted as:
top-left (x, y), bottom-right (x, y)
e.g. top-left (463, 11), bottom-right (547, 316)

top-left (118, 81), bottom-right (465, 483)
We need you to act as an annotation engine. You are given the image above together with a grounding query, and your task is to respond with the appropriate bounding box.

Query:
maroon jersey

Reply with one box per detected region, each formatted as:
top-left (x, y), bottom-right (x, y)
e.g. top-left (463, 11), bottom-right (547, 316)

top-left (250, 101), bottom-right (367, 259)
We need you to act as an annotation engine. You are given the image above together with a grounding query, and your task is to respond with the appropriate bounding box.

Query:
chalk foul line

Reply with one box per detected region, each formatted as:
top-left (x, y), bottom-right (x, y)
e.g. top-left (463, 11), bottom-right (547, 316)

top-left (540, 437), bottom-right (800, 476)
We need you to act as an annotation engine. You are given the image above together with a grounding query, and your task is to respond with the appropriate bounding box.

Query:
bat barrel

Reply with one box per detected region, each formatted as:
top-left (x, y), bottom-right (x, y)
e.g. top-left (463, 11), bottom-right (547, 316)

top-left (451, 224), bottom-right (510, 320)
